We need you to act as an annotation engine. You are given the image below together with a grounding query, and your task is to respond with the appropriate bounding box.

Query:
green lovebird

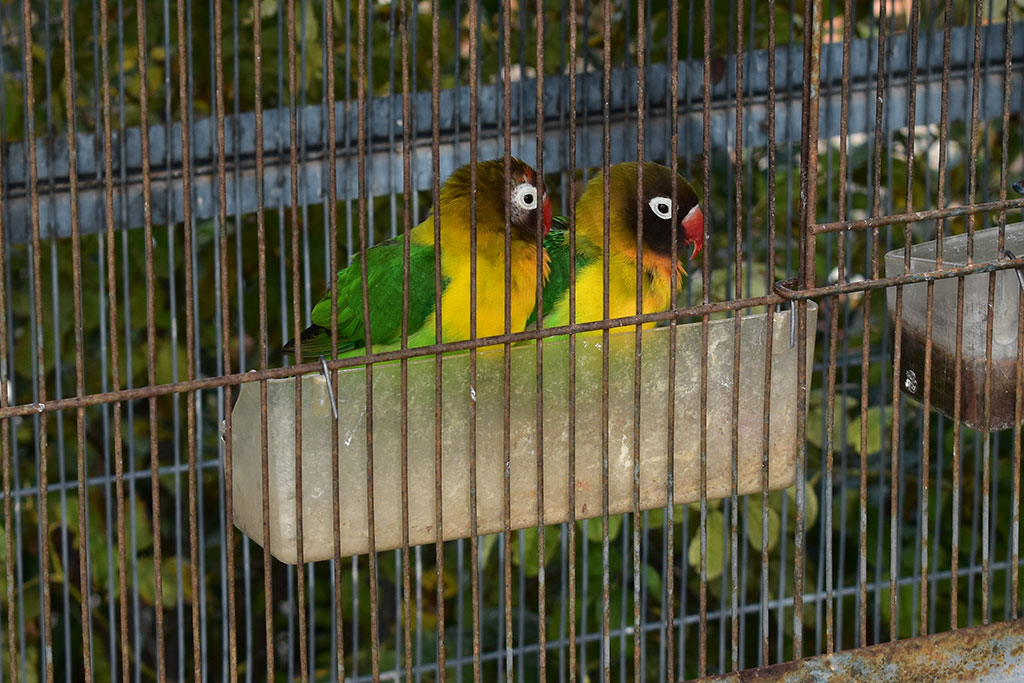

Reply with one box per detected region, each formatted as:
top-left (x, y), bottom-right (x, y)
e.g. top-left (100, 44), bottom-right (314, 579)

top-left (528, 161), bottom-right (703, 330)
top-left (282, 157), bottom-right (554, 357)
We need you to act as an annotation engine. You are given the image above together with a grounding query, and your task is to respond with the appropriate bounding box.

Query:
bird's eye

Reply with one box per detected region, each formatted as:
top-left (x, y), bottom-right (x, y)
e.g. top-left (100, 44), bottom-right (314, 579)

top-left (512, 183), bottom-right (539, 210)
top-left (649, 196), bottom-right (673, 220)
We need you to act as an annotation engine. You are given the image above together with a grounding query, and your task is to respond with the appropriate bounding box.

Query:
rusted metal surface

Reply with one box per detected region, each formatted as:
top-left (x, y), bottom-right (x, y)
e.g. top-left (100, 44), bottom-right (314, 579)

top-left (467, 0), bottom-right (482, 675)
top-left (934, 0), bottom-right (961, 633)
top-left (18, 0), bottom-right (54, 678)
top-left (773, 255), bottom-right (1024, 300)
top-left (703, 618), bottom-right (1024, 681)
top-left (96, 0), bottom-right (130, 675)
top-left (1001, 0), bottom-right (1019, 624)
top-left (0, 292), bottom-right (785, 420)
top-left (251, 0), bottom-right (275, 673)
top-left (534, 0), bottom-right (548, 678)
top-left (430, 0), bottom-right (447, 674)
top-left (285, 0), bottom-right (309, 677)
top-left (399, 0), bottom-right (415, 678)
top-left (59, 0), bottom-right (93, 674)
top-left (567, 0), bottom-right (579, 676)
top-left (700, 0), bottom-right (712, 670)
top-left (1001, 0), bottom-right (1019, 625)
top-left (0, 60), bottom-right (13, 680)
top-left (730, 0), bottom-right (746, 669)
top-left (1, 0), bottom-right (1022, 677)
top-left (353, 0), bottom-right (381, 673)
top-left (131, 0), bottom-right (167, 674)
top-left (602, 0), bottom-right (614, 677)
top-left (322, 0), bottom-right (345, 671)
top-left (813, 198), bottom-right (1024, 234)
top-left (666, 0), bottom-right (681, 674)
top-left (213, 0), bottom-right (239, 675)
top-left (173, 0), bottom-right (202, 670)
top-left (501, 1), bottom-right (514, 678)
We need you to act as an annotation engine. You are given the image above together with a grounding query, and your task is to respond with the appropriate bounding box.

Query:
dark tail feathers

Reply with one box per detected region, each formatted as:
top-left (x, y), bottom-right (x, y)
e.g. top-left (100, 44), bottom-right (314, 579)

top-left (280, 324), bottom-right (330, 356)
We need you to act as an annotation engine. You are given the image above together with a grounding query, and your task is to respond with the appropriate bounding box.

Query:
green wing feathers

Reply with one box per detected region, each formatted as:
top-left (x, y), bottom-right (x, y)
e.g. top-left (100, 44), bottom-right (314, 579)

top-left (525, 217), bottom-right (595, 328)
top-left (282, 237), bottom-right (440, 357)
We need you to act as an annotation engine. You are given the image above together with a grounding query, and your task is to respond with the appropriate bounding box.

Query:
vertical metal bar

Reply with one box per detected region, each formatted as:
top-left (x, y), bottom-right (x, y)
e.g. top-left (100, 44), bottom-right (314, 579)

top-left (207, 0), bottom-right (228, 666)
top-left (761, 0), bottom-right (779, 665)
top-left (882, 0), bottom-right (918, 641)
top-left (400, 0), bottom-right (414, 676)
top-left (272, 0), bottom-right (293, 664)
top-left (665, 0), bottom-right (679, 674)
top-left (96, 180), bottom-right (115, 683)
top-left (601, 0), bottom-right (613, 674)
top-left (96, 0), bottom-right (131, 674)
top-left (184, 3), bottom-right (210, 670)
top-left (805, 0), bottom-right (824, 652)
top-left (231, 0), bottom-right (256, 665)
top-left (1015, 286), bottom-right (1024, 619)
top-left (130, 0), bottom-right (167, 673)
top-left (902, 0), bottom-right (926, 638)
top-left (700, 0), bottom-right (712, 668)
top-left (159, 1), bottom-right (184, 668)
top-left (285, 0), bottom-right (308, 676)
top-left (879, 10), bottom-right (896, 645)
top-left (353, 0), bottom-right (381, 670)
top-left (19, 0), bottom-right (53, 678)
top-left (321, 0), bottom-right (345, 674)
top-left (517, 532), bottom-right (526, 681)
top-left (968, 430), bottom-right (981, 628)
top-left (40, 13), bottom-right (74, 682)
top-left (926, 0), bottom-right (960, 632)
top-left (429, 0), bottom-right (447, 675)
top-left (794, 0), bottom-right (819, 657)
top-left (0, 18), bottom-right (14, 682)
top-left (730, 0), bottom-right (744, 668)
top-left (1007, 18), bottom-right (1022, 624)
top-left (212, 0), bottom-right (238, 676)
top-left (0, 27), bottom-right (18, 683)
top-left (993, 0), bottom-right (1013, 628)
top-left (296, 6), bottom-right (313, 677)
top-left (961, 0), bottom-right (987, 625)
top-left (534, 0), bottom-right (547, 678)
top-left (966, 0), bottom-right (983, 258)
top-left (466, 0), bottom-right (481, 675)
top-left (633, 0), bottom-right (646, 675)
top-left (57, 0), bottom-right (94, 674)
top-left (567, 0), bottom-right (578, 674)
top-left (857, 0), bottom-right (888, 649)
top-left (171, 0), bottom-right (202, 670)
top-left (467, 0), bottom-right (481, 676)
top-left (826, 0), bottom-right (850, 652)
top-left (412, 544), bottom-right (422, 681)
top-left (500, 0), bottom-right (514, 676)
top-left (250, 0), bottom-right (275, 673)
top-left (621, 513), bottom-right (629, 681)
top-left (0, 7), bottom-right (14, 679)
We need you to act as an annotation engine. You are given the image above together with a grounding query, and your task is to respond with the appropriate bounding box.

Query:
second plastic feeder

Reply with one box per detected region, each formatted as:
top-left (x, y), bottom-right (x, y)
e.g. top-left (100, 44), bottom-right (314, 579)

top-left (885, 222), bottom-right (1024, 431)
top-left (231, 303), bottom-right (817, 564)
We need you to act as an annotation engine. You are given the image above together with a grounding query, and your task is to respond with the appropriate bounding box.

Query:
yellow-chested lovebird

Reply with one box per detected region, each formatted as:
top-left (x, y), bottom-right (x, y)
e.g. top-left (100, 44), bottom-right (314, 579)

top-left (282, 157), bottom-right (553, 357)
top-left (528, 161), bottom-right (703, 330)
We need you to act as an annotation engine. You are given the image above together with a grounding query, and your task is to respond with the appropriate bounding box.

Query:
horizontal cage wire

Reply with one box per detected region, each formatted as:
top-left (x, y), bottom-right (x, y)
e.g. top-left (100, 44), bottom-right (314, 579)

top-left (0, 0), bottom-right (1022, 680)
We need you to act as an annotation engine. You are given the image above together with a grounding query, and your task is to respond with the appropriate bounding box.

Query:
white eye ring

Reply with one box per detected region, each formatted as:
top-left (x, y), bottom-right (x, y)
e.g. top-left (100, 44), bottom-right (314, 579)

top-left (649, 196), bottom-right (673, 220)
top-left (512, 183), bottom-right (539, 211)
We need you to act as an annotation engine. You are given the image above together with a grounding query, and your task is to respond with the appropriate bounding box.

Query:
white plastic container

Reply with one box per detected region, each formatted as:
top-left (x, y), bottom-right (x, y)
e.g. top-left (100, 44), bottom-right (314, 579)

top-left (231, 302), bottom-right (817, 564)
top-left (885, 222), bottom-right (1024, 431)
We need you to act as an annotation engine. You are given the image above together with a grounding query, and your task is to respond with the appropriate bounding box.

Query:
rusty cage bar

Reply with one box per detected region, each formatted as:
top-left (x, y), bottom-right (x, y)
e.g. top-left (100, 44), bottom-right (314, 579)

top-left (0, 0), bottom-right (1023, 680)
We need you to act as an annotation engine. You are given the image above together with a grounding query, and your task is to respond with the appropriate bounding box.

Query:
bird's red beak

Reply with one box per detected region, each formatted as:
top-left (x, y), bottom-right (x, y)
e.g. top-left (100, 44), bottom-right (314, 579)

top-left (682, 204), bottom-right (704, 259)
top-left (542, 194), bottom-right (553, 236)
